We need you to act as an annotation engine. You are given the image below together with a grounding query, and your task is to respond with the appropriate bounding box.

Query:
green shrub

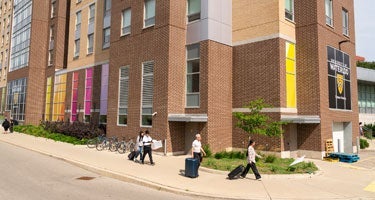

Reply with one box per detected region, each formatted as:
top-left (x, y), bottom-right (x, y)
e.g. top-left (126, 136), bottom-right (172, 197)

top-left (214, 151), bottom-right (246, 160)
top-left (202, 144), bottom-right (212, 157)
top-left (360, 138), bottom-right (369, 149)
top-left (214, 152), bottom-right (224, 159)
top-left (264, 154), bottom-right (277, 163)
top-left (287, 166), bottom-right (296, 172)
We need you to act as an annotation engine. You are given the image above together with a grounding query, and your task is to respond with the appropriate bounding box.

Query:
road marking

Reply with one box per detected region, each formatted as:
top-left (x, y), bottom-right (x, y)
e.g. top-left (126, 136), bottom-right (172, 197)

top-left (364, 181), bottom-right (375, 193)
top-left (339, 164), bottom-right (366, 170)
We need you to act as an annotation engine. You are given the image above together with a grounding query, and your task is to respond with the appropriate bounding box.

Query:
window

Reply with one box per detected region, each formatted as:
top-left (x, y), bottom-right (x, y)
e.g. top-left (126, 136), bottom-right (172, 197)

top-left (186, 44), bottom-right (200, 107)
top-left (89, 4), bottom-right (95, 21)
top-left (76, 11), bottom-right (82, 27)
top-left (118, 66), bottom-right (129, 125)
top-left (71, 72), bottom-right (79, 121)
top-left (6, 78), bottom-right (27, 121)
top-left (44, 77), bottom-right (52, 121)
top-left (342, 9), bottom-right (349, 36)
top-left (52, 74), bottom-right (67, 121)
top-left (325, 0), bottom-right (333, 26)
top-left (87, 34), bottom-right (94, 54)
top-left (103, 28), bottom-right (110, 49)
top-left (285, 0), bottom-right (294, 21)
top-left (144, 0), bottom-right (155, 27)
top-left (286, 42), bottom-right (296, 108)
top-left (121, 8), bottom-right (131, 36)
top-left (74, 39), bottom-right (80, 57)
top-left (51, 1), bottom-right (56, 18)
top-left (358, 84), bottom-right (375, 114)
top-left (100, 64), bottom-right (109, 124)
top-left (77, 0), bottom-right (81, 4)
top-left (84, 68), bottom-right (93, 123)
top-left (187, 0), bottom-right (200, 22)
top-left (104, 0), bottom-right (111, 16)
top-left (141, 62), bottom-right (154, 126)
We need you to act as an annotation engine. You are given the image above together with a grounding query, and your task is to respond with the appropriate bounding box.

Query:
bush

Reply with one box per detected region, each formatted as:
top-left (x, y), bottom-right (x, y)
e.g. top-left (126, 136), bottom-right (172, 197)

top-left (202, 144), bottom-right (212, 157)
top-left (264, 154), bottom-right (277, 163)
top-left (40, 121), bottom-right (104, 139)
top-left (213, 151), bottom-right (246, 160)
top-left (360, 138), bottom-right (369, 149)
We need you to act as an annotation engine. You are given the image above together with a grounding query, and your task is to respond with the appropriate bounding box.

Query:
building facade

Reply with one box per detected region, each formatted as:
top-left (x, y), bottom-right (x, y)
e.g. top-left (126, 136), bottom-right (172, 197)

top-left (0, 0), bottom-right (12, 114)
top-left (6, 0), bottom-right (69, 124)
top-left (357, 67), bottom-right (375, 124)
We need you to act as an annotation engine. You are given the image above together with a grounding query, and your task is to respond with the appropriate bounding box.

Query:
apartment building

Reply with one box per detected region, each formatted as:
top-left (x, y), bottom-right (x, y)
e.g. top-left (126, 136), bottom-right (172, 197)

top-left (7, 0), bottom-right (69, 124)
top-left (0, 0), bottom-right (12, 114)
top-left (32, 0), bottom-right (357, 158)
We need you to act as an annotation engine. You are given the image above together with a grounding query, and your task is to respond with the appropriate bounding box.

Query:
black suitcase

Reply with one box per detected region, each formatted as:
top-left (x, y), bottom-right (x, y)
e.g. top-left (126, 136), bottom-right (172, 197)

top-left (128, 151), bottom-right (136, 160)
top-left (185, 158), bottom-right (199, 178)
top-left (228, 165), bottom-right (244, 180)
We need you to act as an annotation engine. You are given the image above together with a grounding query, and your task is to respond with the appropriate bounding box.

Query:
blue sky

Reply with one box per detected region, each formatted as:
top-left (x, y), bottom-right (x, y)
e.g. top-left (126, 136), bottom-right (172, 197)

top-left (355, 0), bottom-right (375, 61)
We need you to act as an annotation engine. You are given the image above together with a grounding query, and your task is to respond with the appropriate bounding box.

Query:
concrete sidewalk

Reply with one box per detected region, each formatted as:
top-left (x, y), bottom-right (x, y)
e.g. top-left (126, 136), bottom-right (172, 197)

top-left (0, 133), bottom-right (374, 200)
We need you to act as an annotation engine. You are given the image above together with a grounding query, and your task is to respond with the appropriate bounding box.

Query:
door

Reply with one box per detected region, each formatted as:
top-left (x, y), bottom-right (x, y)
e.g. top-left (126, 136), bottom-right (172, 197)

top-left (332, 123), bottom-right (344, 153)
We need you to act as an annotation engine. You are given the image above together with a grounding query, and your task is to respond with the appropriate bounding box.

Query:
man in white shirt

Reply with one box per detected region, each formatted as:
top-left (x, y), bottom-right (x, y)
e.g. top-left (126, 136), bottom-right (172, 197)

top-left (142, 130), bottom-right (154, 165)
top-left (241, 140), bottom-right (262, 180)
top-left (192, 134), bottom-right (206, 169)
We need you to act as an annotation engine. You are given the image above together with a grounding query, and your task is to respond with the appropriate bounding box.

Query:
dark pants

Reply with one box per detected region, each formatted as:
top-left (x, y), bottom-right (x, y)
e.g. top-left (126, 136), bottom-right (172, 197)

top-left (142, 146), bottom-right (153, 164)
top-left (193, 152), bottom-right (202, 168)
top-left (241, 162), bottom-right (261, 179)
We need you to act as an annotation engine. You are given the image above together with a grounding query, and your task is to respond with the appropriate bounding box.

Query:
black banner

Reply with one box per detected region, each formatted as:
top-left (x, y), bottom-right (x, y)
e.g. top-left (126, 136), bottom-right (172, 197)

top-left (327, 46), bottom-right (351, 110)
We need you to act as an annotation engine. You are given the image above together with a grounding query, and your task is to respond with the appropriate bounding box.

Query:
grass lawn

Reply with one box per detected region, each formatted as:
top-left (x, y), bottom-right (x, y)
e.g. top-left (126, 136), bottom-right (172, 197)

top-left (202, 154), bottom-right (318, 174)
top-left (14, 125), bottom-right (88, 145)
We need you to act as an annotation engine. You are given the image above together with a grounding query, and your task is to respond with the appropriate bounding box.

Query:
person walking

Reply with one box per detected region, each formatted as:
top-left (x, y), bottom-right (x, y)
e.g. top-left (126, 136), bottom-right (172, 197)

top-left (191, 134), bottom-right (206, 170)
top-left (9, 118), bottom-right (14, 133)
top-left (142, 130), bottom-right (154, 165)
top-left (241, 140), bottom-right (262, 180)
top-left (2, 119), bottom-right (10, 134)
top-left (134, 131), bottom-right (144, 162)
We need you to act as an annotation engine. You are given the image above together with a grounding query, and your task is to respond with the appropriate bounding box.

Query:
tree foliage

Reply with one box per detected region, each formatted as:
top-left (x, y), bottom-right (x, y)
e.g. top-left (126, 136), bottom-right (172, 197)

top-left (233, 99), bottom-right (286, 137)
top-left (357, 61), bottom-right (375, 70)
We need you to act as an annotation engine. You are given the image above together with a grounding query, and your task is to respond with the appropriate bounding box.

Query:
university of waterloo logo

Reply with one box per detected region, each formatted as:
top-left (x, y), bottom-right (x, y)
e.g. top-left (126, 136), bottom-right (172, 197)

top-left (337, 74), bottom-right (344, 95)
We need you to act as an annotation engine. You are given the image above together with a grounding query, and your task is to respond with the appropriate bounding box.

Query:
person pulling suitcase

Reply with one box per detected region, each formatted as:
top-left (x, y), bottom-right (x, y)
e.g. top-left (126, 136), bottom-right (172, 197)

top-left (241, 140), bottom-right (262, 180)
top-left (191, 134), bottom-right (206, 171)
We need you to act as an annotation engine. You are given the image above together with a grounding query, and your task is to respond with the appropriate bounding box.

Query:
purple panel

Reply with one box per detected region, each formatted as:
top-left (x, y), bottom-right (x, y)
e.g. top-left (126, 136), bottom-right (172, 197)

top-left (100, 64), bottom-right (109, 115)
top-left (86, 68), bottom-right (93, 78)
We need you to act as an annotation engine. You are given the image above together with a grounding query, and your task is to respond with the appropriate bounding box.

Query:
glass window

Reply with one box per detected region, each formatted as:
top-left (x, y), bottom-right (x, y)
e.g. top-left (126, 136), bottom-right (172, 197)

top-left (325, 0), bottom-right (333, 26)
top-left (87, 34), bottom-right (94, 54)
top-left (342, 9), bottom-right (349, 36)
top-left (285, 0), bottom-right (294, 21)
top-left (89, 4), bottom-right (95, 21)
top-left (52, 74), bottom-right (67, 121)
top-left (187, 0), bottom-right (200, 22)
top-left (76, 11), bottom-right (82, 25)
top-left (84, 68), bottom-right (93, 118)
top-left (71, 72), bottom-right (79, 121)
top-left (186, 44), bottom-right (200, 107)
top-left (7, 78), bottom-right (27, 121)
top-left (118, 66), bottom-right (129, 125)
top-left (144, 0), bottom-right (155, 27)
top-left (45, 77), bottom-right (52, 121)
top-left (74, 39), bottom-right (80, 57)
top-left (122, 8), bottom-right (131, 35)
top-left (100, 64), bottom-right (109, 124)
top-left (141, 62), bottom-right (154, 126)
top-left (103, 28), bottom-right (110, 49)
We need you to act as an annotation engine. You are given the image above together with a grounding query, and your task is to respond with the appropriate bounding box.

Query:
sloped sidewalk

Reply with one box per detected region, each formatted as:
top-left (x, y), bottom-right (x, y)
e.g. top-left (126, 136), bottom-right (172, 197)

top-left (0, 132), bottom-right (374, 200)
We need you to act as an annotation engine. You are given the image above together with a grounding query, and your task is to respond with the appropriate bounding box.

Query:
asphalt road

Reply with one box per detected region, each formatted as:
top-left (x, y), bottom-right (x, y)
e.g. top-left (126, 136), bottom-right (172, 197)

top-left (0, 141), bottom-right (195, 200)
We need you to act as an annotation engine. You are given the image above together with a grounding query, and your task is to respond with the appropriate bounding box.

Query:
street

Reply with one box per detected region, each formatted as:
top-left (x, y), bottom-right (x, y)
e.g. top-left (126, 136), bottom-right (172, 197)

top-left (0, 141), bottom-right (195, 200)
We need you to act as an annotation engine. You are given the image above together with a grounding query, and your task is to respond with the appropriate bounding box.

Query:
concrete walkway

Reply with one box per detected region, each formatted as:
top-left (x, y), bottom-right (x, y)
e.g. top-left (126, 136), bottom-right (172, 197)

top-left (0, 132), bottom-right (374, 200)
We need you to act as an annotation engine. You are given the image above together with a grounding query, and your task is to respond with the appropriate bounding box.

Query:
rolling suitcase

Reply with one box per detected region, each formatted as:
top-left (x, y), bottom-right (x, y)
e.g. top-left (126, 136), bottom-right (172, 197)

top-left (128, 151), bottom-right (136, 160)
top-left (228, 165), bottom-right (244, 180)
top-left (185, 158), bottom-right (199, 178)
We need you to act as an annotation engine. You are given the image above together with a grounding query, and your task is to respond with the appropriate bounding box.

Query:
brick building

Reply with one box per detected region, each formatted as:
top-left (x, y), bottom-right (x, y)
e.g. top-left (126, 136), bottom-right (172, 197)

top-left (0, 0), bottom-right (12, 114)
top-left (6, 0), bottom-right (69, 124)
top-left (6, 0), bottom-right (358, 158)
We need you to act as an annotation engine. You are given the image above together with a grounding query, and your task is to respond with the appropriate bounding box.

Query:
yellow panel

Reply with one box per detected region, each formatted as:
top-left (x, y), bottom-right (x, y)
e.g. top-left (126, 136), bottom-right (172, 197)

top-left (286, 59), bottom-right (295, 74)
top-left (286, 42), bottom-right (295, 59)
top-left (61, 74), bottom-right (67, 83)
top-left (286, 74), bottom-right (296, 108)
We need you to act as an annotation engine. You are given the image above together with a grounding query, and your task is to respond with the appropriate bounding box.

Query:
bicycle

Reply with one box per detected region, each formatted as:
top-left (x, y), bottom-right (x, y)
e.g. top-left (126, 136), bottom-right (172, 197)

top-left (96, 136), bottom-right (112, 151)
top-left (86, 134), bottom-right (105, 148)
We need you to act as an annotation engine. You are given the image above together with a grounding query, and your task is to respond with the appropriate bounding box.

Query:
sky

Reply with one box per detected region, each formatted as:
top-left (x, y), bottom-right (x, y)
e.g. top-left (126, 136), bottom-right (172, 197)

top-left (354, 0), bottom-right (375, 61)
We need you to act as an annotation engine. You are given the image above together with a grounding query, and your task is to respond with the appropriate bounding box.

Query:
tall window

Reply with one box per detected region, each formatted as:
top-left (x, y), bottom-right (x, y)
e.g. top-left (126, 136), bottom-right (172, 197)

top-left (104, 0), bottom-right (111, 16)
top-left (186, 44), bottom-right (200, 107)
top-left (6, 78), bottom-right (27, 121)
top-left (286, 42), bottom-right (296, 108)
top-left (84, 68), bottom-right (93, 123)
top-left (285, 0), bottom-right (294, 21)
top-left (52, 74), bottom-right (67, 121)
top-left (44, 77), bottom-right (52, 121)
top-left (87, 34), bottom-right (93, 54)
top-left (121, 8), bottom-right (131, 36)
top-left (89, 4), bottom-right (95, 22)
top-left (325, 0), bottom-right (333, 26)
top-left (144, 0), bottom-right (155, 27)
top-left (71, 72), bottom-right (79, 121)
top-left (100, 64), bottom-right (109, 124)
top-left (358, 84), bottom-right (375, 114)
top-left (74, 39), bottom-right (80, 57)
top-left (1, 88), bottom-right (6, 113)
top-left (141, 62), bottom-right (154, 126)
top-left (51, 1), bottom-right (56, 18)
top-left (342, 9), bottom-right (349, 36)
top-left (118, 66), bottom-right (129, 125)
top-left (76, 11), bottom-right (82, 30)
top-left (187, 0), bottom-right (201, 22)
top-left (103, 28), bottom-right (110, 49)
top-left (48, 26), bottom-right (54, 66)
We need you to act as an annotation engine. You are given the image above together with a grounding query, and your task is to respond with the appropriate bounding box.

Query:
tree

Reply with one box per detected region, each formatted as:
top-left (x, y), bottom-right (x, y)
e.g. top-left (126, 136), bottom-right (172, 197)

top-left (233, 99), bottom-right (286, 137)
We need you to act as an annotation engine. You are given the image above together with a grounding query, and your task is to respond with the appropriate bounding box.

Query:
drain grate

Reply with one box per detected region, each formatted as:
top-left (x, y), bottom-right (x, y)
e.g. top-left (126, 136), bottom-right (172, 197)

top-left (76, 176), bottom-right (95, 181)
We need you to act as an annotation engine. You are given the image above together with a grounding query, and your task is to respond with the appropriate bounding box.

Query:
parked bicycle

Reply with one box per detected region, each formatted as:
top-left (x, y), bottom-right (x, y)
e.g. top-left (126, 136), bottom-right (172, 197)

top-left (96, 136), bottom-right (115, 151)
top-left (86, 134), bottom-right (105, 148)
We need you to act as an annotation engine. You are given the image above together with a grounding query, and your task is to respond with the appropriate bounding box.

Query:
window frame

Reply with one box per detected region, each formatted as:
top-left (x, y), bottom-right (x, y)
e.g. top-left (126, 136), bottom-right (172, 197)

top-left (144, 0), bottom-right (155, 28)
top-left (325, 0), bottom-right (333, 27)
top-left (121, 8), bottom-right (131, 36)
top-left (284, 0), bottom-right (294, 22)
top-left (186, 43), bottom-right (200, 108)
top-left (74, 39), bottom-right (80, 58)
top-left (87, 33), bottom-right (94, 54)
top-left (102, 27), bottom-right (110, 49)
top-left (342, 8), bottom-right (349, 36)
top-left (140, 61), bottom-right (154, 127)
top-left (187, 0), bottom-right (201, 23)
top-left (118, 66), bottom-right (130, 126)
